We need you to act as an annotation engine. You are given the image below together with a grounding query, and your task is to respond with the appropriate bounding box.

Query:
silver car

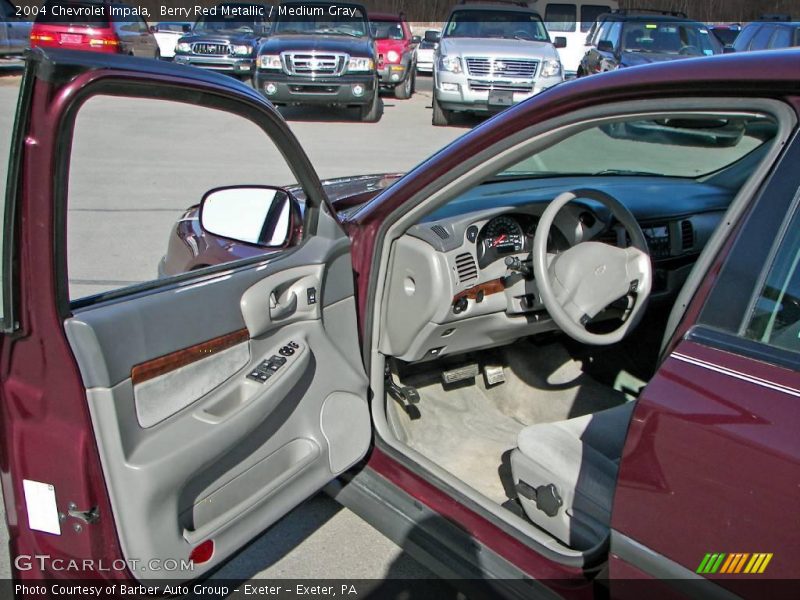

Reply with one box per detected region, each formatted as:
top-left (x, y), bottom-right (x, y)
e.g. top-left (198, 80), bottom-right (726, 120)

top-left (431, 3), bottom-right (565, 126)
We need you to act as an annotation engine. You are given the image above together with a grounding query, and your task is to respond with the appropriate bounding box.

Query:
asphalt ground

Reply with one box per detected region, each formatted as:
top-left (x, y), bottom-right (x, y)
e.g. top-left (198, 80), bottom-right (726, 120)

top-left (0, 65), bottom-right (470, 588)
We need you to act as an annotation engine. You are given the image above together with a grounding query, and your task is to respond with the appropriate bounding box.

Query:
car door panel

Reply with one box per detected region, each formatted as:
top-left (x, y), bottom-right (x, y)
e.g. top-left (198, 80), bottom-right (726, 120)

top-left (64, 233), bottom-right (370, 580)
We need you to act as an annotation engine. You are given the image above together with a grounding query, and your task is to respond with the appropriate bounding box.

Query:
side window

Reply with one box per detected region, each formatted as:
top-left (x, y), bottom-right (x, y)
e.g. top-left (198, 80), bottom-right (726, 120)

top-left (544, 3), bottom-right (577, 33)
top-left (732, 24), bottom-right (758, 51)
top-left (750, 25), bottom-right (775, 50)
top-left (770, 27), bottom-right (792, 49)
top-left (602, 20), bottom-right (622, 48)
top-left (744, 208), bottom-right (800, 353)
top-left (580, 5), bottom-right (610, 32)
top-left (66, 96), bottom-right (298, 302)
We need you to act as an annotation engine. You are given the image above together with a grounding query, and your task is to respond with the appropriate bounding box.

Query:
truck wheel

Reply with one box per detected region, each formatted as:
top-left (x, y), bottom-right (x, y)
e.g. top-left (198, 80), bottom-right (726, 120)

top-left (432, 94), bottom-right (452, 127)
top-left (394, 70), bottom-right (413, 99)
top-left (360, 92), bottom-right (383, 123)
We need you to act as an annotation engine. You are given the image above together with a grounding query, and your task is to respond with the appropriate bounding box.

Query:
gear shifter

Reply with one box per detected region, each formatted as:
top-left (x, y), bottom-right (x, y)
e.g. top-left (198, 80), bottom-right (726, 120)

top-left (505, 256), bottom-right (532, 278)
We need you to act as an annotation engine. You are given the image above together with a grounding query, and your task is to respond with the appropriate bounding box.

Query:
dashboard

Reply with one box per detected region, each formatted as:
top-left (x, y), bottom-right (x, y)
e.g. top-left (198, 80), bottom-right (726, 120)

top-left (379, 176), bottom-right (733, 363)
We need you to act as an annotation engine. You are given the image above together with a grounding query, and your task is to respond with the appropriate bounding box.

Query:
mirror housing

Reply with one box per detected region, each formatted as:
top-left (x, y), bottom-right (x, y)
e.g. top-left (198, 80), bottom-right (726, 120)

top-left (182, 24), bottom-right (192, 33)
top-left (597, 39), bottom-right (614, 53)
top-left (149, 25), bottom-right (158, 34)
top-left (411, 35), bottom-right (421, 44)
top-left (199, 186), bottom-right (296, 247)
top-left (424, 30), bottom-right (440, 43)
top-left (554, 36), bottom-right (567, 49)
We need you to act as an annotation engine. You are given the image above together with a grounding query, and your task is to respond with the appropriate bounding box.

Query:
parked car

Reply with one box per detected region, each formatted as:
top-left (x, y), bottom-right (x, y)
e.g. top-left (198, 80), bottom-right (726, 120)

top-left (173, 2), bottom-right (270, 80)
top-left (534, 0), bottom-right (618, 77)
top-left (709, 23), bottom-right (741, 47)
top-left (369, 12), bottom-right (417, 99)
top-left (29, 0), bottom-right (159, 57)
top-left (254, 1), bottom-right (382, 122)
top-left (415, 28), bottom-right (438, 74)
top-left (5, 43), bottom-right (800, 597)
top-left (0, 0), bottom-right (31, 56)
top-left (730, 19), bottom-right (800, 53)
top-left (431, 2), bottom-right (566, 126)
top-left (152, 21), bottom-right (191, 60)
top-left (578, 10), bottom-right (722, 76)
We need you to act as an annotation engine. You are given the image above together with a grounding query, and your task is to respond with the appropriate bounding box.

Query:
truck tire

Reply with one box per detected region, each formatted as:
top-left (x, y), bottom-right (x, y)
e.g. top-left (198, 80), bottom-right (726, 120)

top-left (432, 94), bottom-right (452, 127)
top-left (394, 70), bottom-right (414, 99)
top-left (360, 92), bottom-right (383, 123)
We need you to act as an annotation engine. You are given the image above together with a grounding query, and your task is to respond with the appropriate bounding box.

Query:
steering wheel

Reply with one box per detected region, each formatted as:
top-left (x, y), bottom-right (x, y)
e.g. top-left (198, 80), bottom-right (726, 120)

top-left (532, 189), bottom-right (652, 345)
top-left (679, 45), bottom-right (701, 56)
top-left (512, 29), bottom-right (534, 40)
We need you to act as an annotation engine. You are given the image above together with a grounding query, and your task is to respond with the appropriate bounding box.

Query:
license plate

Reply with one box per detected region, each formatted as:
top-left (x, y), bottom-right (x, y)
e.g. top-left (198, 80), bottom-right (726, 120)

top-left (60, 34), bottom-right (83, 44)
top-left (488, 90), bottom-right (514, 106)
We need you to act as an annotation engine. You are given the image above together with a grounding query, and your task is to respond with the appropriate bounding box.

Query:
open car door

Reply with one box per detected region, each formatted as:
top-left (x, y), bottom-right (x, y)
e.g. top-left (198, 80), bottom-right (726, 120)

top-left (0, 49), bottom-right (371, 582)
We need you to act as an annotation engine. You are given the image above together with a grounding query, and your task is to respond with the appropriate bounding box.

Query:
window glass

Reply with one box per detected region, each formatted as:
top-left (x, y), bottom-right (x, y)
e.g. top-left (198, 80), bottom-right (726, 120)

top-left (370, 20), bottom-right (404, 40)
top-left (769, 27), bottom-right (792, 48)
top-left (732, 24), bottom-right (758, 51)
top-left (580, 5), bottom-right (610, 32)
top-left (544, 3), bottom-right (577, 33)
top-left (443, 10), bottom-right (549, 41)
top-left (67, 96), bottom-right (297, 302)
top-left (750, 25), bottom-right (775, 50)
top-left (744, 209), bottom-right (800, 353)
top-left (498, 115), bottom-right (776, 179)
top-left (622, 22), bottom-right (718, 56)
top-left (599, 20), bottom-right (621, 49)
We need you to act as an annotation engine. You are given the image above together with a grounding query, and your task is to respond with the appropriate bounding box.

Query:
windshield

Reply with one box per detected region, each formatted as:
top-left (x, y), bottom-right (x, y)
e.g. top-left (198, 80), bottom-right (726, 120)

top-left (497, 116), bottom-right (777, 180)
top-left (273, 4), bottom-right (369, 37)
top-left (621, 22), bottom-right (719, 56)
top-left (443, 10), bottom-right (550, 42)
top-left (370, 19), bottom-right (404, 40)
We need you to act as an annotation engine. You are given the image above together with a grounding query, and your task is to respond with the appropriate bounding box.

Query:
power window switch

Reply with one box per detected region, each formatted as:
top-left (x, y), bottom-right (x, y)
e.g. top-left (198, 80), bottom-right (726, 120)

top-left (306, 287), bottom-right (317, 305)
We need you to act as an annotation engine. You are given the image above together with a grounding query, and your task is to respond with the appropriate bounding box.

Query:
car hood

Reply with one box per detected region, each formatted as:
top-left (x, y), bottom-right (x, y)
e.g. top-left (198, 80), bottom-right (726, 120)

top-left (287, 173), bottom-right (403, 211)
top-left (261, 35), bottom-right (375, 57)
top-left (439, 37), bottom-right (558, 60)
top-left (179, 32), bottom-right (262, 45)
top-left (620, 51), bottom-right (700, 67)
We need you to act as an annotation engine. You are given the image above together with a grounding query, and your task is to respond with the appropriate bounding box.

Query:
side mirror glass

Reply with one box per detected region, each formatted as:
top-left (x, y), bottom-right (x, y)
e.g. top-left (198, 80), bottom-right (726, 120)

top-left (200, 186), bottom-right (294, 247)
top-left (554, 36), bottom-right (567, 48)
top-left (424, 30), bottom-right (440, 43)
top-left (597, 39), bottom-right (614, 52)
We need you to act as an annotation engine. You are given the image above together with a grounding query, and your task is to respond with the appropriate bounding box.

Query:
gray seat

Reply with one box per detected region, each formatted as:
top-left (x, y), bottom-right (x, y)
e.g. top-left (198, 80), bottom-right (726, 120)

top-left (510, 402), bottom-right (635, 550)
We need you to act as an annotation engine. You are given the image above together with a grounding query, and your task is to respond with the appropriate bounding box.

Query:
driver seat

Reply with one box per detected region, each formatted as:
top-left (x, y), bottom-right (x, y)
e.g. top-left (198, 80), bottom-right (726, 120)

top-left (509, 401), bottom-right (635, 550)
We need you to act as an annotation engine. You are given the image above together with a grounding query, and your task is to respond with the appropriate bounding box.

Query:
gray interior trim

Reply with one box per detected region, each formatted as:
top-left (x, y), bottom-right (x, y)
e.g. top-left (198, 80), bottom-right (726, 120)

top-left (367, 98), bottom-right (796, 569)
top-left (610, 531), bottom-right (739, 600)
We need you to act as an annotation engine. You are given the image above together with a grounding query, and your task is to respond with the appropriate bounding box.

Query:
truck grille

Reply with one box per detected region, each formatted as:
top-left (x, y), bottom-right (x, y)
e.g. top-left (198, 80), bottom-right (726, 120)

top-left (468, 80), bottom-right (533, 93)
top-left (192, 42), bottom-right (231, 56)
top-left (282, 52), bottom-right (347, 76)
top-left (465, 57), bottom-right (538, 79)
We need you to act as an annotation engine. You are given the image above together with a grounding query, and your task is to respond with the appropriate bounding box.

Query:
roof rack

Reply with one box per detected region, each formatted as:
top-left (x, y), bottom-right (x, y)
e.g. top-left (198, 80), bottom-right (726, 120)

top-left (759, 13), bottom-right (792, 21)
top-left (609, 8), bottom-right (688, 18)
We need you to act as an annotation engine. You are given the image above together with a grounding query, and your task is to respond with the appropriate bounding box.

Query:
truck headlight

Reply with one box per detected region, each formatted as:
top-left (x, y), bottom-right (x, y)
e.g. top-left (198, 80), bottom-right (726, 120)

top-left (175, 42), bottom-right (191, 54)
top-left (386, 50), bottom-right (400, 63)
top-left (232, 45), bottom-right (253, 56)
top-left (348, 56), bottom-right (374, 72)
top-left (540, 59), bottom-right (562, 78)
top-left (259, 54), bottom-right (282, 69)
top-left (438, 55), bottom-right (462, 74)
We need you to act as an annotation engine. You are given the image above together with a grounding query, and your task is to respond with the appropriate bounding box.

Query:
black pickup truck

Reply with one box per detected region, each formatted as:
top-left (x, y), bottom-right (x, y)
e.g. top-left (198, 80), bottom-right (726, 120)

top-left (253, 1), bottom-right (381, 122)
top-left (173, 2), bottom-right (271, 80)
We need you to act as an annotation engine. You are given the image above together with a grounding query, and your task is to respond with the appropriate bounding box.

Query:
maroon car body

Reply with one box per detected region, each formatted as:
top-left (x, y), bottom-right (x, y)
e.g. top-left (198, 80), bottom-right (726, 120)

top-left (2, 46), bottom-right (800, 599)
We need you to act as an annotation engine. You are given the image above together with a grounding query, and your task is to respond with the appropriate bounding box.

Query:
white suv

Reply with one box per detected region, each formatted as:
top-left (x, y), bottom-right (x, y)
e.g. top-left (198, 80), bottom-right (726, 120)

top-left (431, 2), bottom-right (565, 126)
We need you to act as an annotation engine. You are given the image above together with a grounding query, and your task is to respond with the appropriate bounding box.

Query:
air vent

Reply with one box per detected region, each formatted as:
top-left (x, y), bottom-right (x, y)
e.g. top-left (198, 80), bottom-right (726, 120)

top-left (455, 253), bottom-right (478, 283)
top-left (680, 220), bottom-right (694, 250)
top-left (431, 225), bottom-right (450, 239)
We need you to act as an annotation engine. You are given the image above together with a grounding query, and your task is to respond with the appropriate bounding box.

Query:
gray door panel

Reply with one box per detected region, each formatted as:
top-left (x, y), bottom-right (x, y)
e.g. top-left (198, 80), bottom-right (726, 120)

top-left (64, 225), bottom-right (370, 581)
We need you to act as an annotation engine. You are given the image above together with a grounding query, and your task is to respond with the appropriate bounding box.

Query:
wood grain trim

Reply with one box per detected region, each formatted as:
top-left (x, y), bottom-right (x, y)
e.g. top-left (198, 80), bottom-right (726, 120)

top-left (131, 328), bottom-right (249, 386)
top-left (453, 279), bottom-right (506, 303)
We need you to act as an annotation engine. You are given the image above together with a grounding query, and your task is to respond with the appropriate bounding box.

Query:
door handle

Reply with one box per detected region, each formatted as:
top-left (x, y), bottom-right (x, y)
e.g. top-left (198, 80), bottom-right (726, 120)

top-left (269, 290), bottom-right (297, 320)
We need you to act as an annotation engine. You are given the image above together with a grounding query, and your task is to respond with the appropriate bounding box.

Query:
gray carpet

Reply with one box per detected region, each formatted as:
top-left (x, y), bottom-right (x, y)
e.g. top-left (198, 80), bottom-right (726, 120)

top-left (390, 340), bottom-right (627, 505)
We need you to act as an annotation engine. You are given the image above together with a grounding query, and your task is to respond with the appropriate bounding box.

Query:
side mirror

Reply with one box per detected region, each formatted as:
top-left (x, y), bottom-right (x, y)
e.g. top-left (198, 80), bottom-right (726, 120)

top-left (424, 30), bottom-right (440, 43)
top-left (200, 186), bottom-right (295, 247)
top-left (597, 39), bottom-right (614, 53)
top-left (182, 24), bottom-right (192, 33)
top-left (554, 36), bottom-right (567, 49)
top-left (411, 35), bottom-right (421, 44)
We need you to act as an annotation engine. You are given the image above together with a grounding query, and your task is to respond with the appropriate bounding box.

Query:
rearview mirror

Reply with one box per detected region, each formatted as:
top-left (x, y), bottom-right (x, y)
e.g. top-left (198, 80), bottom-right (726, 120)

top-left (424, 30), bottom-right (440, 43)
top-left (597, 39), bottom-right (614, 52)
top-left (554, 36), bottom-right (567, 48)
top-left (200, 186), bottom-right (295, 247)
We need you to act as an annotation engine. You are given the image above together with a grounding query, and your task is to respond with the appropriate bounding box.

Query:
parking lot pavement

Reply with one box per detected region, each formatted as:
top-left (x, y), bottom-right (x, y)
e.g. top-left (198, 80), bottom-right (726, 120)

top-left (0, 70), bottom-right (464, 584)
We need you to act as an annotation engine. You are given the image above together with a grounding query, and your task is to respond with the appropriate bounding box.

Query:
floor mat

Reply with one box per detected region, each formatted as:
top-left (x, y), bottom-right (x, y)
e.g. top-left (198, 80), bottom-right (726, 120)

top-left (391, 340), bottom-right (627, 505)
